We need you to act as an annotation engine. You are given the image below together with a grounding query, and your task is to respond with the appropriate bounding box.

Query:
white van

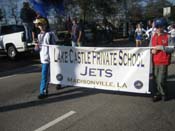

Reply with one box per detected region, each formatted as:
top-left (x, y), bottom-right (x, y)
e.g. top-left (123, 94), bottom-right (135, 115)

top-left (0, 25), bottom-right (35, 59)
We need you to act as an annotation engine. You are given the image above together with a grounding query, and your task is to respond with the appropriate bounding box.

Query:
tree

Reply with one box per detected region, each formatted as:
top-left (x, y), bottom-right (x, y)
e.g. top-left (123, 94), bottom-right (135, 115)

top-left (126, 0), bottom-right (144, 21)
top-left (65, 0), bottom-right (119, 22)
top-left (0, 8), bottom-right (3, 22)
top-left (144, 0), bottom-right (172, 20)
top-left (9, 0), bottom-right (18, 24)
top-left (127, 2), bottom-right (143, 21)
top-left (94, 0), bottom-right (117, 17)
top-left (75, 0), bottom-right (94, 22)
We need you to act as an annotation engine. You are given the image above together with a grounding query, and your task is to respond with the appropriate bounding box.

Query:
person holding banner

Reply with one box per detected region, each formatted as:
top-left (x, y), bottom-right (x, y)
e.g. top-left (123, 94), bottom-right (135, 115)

top-left (33, 18), bottom-right (58, 99)
top-left (151, 18), bottom-right (174, 102)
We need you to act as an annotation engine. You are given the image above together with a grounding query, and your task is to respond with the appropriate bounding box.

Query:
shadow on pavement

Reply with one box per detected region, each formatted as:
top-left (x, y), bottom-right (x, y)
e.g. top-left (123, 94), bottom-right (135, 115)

top-left (0, 65), bottom-right (41, 78)
top-left (149, 77), bottom-right (175, 100)
top-left (0, 83), bottom-right (155, 113)
top-left (167, 81), bottom-right (175, 99)
top-left (0, 52), bottom-right (41, 77)
top-left (0, 53), bottom-right (40, 73)
top-left (0, 79), bottom-right (175, 113)
top-left (0, 87), bottom-right (100, 113)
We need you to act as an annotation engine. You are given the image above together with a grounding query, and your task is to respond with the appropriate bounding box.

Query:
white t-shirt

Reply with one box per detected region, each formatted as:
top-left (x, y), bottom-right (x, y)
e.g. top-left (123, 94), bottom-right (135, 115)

top-left (135, 28), bottom-right (146, 35)
top-left (38, 32), bottom-right (58, 64)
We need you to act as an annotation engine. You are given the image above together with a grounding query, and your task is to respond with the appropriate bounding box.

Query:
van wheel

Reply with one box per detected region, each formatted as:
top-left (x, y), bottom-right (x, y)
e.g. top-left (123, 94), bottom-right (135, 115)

top-left (7, 45), bottom-right (17, 60)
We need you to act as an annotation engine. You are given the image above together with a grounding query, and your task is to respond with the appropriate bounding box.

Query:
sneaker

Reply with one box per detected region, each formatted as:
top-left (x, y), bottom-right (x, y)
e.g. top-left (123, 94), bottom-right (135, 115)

top-left (152, 95), bottom-right (161, 102)
top-left (38, 94), bottom-right (48, 99)
top-left (56, 84), bottom-right (62, 90)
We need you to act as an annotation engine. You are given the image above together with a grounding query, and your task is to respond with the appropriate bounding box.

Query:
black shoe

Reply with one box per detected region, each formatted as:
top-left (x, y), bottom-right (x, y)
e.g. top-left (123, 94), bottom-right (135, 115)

top-left (152, 95), bottom-right (161, 102)
top-left (38, 94), bottom-right (48, 99)
top-left (56, 84), bottom-right (62, 90)
top-left (162, 95), bottom-right (169, 101)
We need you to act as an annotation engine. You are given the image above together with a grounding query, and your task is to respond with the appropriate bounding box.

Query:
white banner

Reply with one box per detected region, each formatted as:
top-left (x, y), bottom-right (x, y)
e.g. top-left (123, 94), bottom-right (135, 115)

top-left (49, 46), bottom-right (150, 94)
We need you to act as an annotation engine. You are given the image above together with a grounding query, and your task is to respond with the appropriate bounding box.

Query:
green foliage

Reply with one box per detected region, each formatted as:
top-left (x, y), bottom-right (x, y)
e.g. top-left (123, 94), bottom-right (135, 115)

top-left (64, 0), bottom-right (174, 22)
top-left (144, 0), bottom-right (172, 20)
top-left (75, 0), bottom-right (94, 21)
top-left (94, 0), bottom-right (117, 17)
top-left (0, 8), bottom-right (3, 21)
top-left (127, 1), bottom-right (143, 21)
top-left (72, 0), bottom-right (118, 21)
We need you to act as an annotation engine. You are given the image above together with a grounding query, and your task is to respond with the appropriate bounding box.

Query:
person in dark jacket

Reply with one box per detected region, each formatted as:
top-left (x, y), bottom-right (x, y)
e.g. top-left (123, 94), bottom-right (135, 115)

top-left (20, 2), bottom-right (36, 43)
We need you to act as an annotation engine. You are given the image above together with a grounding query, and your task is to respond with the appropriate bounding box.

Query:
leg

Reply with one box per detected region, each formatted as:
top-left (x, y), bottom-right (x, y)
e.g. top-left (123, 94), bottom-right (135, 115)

top-left (23, 23), bottom-right (29, 42)
top-left (23, 22), bottom-right (33, 43)
top-left (40, 63), bottom-right (49, 95)
top-left (153, 65), bottom-right (160, 95)
top-left (27, 23), bottom-right (34, 42)
top-left (72, 41), bottom-right (76, 47)
top-left (152, 65), bottom-right (161, 102)
top-left (136, 40), bottom-right (139, 47)
top-left (157, 65), bottom-right (168, 100)
top-left (77, 41), bottom-right (82, 47)
top-left (139, 40), bottom-right (142, 46)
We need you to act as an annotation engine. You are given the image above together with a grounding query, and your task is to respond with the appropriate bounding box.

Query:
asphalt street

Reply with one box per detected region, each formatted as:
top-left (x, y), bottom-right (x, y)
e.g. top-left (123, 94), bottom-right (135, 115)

top-left (0, 40), bottom-right (175, 131)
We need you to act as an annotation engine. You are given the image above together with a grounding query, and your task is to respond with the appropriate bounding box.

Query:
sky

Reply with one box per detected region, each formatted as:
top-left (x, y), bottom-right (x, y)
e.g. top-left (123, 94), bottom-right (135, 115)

top-left (169, 0), bottom-right (175, 5)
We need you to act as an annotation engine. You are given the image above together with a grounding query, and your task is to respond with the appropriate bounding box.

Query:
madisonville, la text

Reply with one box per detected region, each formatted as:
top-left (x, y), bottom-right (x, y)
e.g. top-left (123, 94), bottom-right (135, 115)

top-left (67, 77), bottom-right (128, 88)
top-left (54, 48), bottom-right (145, 67)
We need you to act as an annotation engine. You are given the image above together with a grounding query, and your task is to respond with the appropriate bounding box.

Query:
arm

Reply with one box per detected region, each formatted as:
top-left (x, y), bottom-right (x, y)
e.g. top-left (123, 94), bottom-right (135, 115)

top-left (168, 30), bottom-right (172, 34)
top-left (51, 32), bottom-right (59, 45)
top-left (154, 35), bottom-right (174, 53)
top-left (146, 28), bottom-right (152, 39)
top-left (53, 32), bottom-right (59, 43)
top-left (142, 28), bottom-right (146, 33)
top-left (77, 31), bottom-right (82, 42)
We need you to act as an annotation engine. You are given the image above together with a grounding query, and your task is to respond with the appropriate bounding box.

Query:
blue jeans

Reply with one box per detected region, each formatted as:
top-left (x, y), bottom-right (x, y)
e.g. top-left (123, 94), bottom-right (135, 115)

top-left (40, 63), bottom-right (49, 94)
top-left (23, 22), bottom-right (33, 42)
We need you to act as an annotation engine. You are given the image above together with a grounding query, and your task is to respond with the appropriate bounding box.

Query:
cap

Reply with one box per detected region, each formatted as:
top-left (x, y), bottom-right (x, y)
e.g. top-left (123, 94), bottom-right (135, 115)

top-left (33, 18), bottom-right (47, 25)
top-left (154, 18), bottom-right (167, 28)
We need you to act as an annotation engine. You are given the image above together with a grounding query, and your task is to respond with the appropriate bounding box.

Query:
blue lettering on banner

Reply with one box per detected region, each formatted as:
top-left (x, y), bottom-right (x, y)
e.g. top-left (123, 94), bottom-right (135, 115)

top-left (80, 66), bottom-right (112, 78)
top-left (53, 48), bottom-right (146, 68)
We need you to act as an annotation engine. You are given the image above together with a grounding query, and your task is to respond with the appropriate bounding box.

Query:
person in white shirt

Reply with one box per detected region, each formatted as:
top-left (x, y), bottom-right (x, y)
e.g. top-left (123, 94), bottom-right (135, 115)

top-left (146, 20), bottom-right (157, 46)
top-left (33, 18), bottom-right (58, 99)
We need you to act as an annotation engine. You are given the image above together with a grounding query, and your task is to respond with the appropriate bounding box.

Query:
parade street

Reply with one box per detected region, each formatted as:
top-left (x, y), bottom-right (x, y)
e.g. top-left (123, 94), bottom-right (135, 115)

top-left (0, 40), bottom-right (175, 131)
top-left (0, 0), bottom-right (175, 130)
